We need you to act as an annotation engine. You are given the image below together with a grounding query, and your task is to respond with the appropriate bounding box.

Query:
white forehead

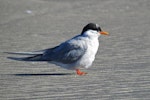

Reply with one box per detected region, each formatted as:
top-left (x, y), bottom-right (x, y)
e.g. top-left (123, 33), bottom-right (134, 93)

top-left (96, 24), bottom-right (99, 28)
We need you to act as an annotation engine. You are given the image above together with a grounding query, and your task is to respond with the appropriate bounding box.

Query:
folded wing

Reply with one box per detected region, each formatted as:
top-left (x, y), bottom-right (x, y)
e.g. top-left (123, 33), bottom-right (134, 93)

top-left (42, 41), bottom-right (86, 64)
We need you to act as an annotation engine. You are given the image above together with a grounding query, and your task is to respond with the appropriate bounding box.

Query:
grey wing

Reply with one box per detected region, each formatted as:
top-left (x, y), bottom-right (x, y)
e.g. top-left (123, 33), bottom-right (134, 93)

top-left (6, 46), bottom-right (59, 61)
top-left (42, 42), bottom-right (86, 64)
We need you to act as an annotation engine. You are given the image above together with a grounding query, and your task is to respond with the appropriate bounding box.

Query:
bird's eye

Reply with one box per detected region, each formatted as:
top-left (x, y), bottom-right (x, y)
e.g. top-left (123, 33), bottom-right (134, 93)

top-left (98, 27), bottom-right (101, 32)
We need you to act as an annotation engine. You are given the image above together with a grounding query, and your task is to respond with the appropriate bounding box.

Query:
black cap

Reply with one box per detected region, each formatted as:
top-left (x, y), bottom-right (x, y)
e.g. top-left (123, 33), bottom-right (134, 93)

top-left (81, 23), bottom-right (101, 34)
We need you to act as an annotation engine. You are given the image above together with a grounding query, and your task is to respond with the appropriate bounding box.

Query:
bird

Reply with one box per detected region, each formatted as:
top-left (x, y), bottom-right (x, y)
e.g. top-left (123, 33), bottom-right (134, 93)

top-left (6, 23), bottom-right (109, 76)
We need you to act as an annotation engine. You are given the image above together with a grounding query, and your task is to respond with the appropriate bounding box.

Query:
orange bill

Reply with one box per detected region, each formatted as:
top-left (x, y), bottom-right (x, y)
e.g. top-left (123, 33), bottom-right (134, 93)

top-left (100, 31), bottom-right (109, 35)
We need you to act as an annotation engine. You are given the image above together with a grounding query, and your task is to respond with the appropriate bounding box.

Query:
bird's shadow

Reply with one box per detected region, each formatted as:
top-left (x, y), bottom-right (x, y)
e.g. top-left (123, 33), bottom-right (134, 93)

top-left (13, 73), bottom-right (73, 76)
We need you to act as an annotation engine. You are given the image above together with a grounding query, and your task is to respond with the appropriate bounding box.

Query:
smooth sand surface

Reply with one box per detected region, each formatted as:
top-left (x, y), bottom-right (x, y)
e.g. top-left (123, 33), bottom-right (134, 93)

top-left (0, 0), bottom-right (150, 99)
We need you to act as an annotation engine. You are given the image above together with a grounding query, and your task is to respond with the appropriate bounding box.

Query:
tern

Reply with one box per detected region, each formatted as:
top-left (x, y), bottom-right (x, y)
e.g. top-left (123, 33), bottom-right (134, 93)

top-left (6, 23), bottom-right (109, 75)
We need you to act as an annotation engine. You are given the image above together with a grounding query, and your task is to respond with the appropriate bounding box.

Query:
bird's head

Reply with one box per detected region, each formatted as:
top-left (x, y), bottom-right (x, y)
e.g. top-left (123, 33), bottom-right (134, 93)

top-left (81, 23), bottom-right (109, 37)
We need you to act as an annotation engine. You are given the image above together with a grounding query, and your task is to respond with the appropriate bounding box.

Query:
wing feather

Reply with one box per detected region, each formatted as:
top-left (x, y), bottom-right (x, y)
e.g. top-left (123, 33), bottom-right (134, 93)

top-left (43, 39), bottom-right (86, 64)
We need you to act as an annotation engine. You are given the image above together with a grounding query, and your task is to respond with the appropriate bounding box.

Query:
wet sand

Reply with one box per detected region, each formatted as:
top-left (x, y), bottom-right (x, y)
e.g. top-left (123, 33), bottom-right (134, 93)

top-left (0, 0), bottom-right (150, 99)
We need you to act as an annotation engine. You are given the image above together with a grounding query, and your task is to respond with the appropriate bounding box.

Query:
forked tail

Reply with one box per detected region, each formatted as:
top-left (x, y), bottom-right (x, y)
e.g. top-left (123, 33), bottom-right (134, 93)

top-left (7, 54), bottom-right (44, 61)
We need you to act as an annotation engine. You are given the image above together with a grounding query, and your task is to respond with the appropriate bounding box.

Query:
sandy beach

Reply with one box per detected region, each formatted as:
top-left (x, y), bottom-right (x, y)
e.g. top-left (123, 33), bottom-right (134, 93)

top-left (0, 0), bottom-right (150, 99)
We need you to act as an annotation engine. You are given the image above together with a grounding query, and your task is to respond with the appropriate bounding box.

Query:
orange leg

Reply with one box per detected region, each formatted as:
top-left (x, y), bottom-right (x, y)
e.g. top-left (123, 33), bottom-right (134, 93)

top-left (76, 69), bottom-right (87, 76)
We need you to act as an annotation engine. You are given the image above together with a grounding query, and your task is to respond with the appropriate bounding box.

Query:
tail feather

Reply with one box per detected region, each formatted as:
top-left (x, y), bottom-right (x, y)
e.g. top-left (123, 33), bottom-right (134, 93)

top-left (4, 51), bottom-right (43, 55)
top-left (7, 54), bottom-right (45, 61)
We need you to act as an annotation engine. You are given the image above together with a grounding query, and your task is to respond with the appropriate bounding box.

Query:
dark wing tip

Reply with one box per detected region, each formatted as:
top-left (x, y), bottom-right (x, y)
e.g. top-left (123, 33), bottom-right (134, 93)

top-left (7, 57), bottom-right (25, 61)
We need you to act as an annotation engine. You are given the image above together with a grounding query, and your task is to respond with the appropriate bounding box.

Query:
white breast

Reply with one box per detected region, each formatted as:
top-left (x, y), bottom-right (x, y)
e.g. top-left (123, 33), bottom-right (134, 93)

top-left (76, 37), bottom-right (99, 68)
